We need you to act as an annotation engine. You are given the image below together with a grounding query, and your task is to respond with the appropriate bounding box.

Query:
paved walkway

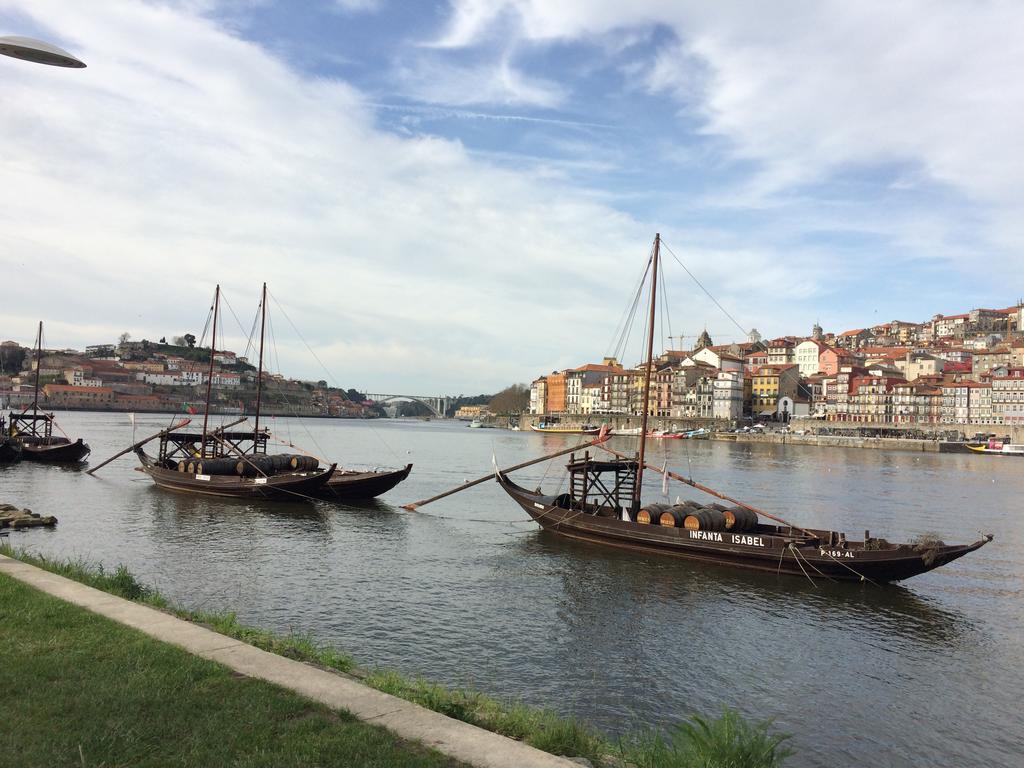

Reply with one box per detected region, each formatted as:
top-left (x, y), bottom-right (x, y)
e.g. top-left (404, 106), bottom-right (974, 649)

top-left (0, 555), bottom-right (580, 768)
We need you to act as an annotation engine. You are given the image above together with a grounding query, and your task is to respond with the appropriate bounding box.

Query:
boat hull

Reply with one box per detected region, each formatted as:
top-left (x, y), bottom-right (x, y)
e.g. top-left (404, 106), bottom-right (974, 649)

top-left (21, 438), bottom-right (90, 464)
top-left (136, 450), bottom-right (336, 500)
top-left (310, 463), bottom-right (412, 500)
top-left (0, 438), bottom-right (22, 464)
top-left (530, 425), bottom-right (601, 434)
top-left (497, 476), bottom-right (989, 583)
top-left (966, 444), bottom-right (1024, 456)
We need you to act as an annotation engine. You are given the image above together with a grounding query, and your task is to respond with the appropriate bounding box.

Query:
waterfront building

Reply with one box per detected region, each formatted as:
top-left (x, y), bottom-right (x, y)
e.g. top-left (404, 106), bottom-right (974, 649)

top-left (671, 365), bottom-right (715, 419)
top-left (973, 347), bottom-right (1012, 377)
top-left (712, 369), bottom-right (745, 420)
top-left (751, 364), bottom-right (799, 418)
top-left (794, 339), bottom-right (826, 376)
top-left (766, 338), bottom-right (796, 366)
top-left (968, 382), bottom-right (994, 424)
top-left (41, 384), bottom-right (115, 408)
top-left (991, 368), bottom-right (1024, 425)
top-left (818, 346), bottom-right (861, 376)
top-left (565, 363), bottom-right (622, 415)
top-left (836, 328), bottom-right (870, 349)
top-left (544, 372), bottom-right (566, 415)
top-left (529, 377), bottom-right (547, 415)
top-left (894, 351), bottom-right (945, 381)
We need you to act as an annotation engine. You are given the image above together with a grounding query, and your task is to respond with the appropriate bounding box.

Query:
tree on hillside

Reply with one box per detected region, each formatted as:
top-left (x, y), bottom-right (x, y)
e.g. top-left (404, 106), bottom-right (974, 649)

top-left (346, 388), bottom-right (364, 402)
top-left (118, 332), bottom-right (131, 346)
top-left (0, 345), bottom-right (27, 374)
top-left (172, 336), bottom-right (186, 346)
top-left (184, 333), bottom-right (196, 348)
top-left (488, 384), bottom-right (530, 414)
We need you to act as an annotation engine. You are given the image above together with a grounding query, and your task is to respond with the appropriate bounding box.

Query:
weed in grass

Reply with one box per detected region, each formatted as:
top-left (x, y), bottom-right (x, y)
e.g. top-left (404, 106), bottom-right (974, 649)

top-left (621, 707), bottom-right (793, 768)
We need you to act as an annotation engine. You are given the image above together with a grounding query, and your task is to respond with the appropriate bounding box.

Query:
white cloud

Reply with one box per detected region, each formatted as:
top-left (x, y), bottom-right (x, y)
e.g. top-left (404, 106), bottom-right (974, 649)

top-left (393, 53), bottom-right (566, 108)
top-left (439, 1), bottom-right (1024, 269)
top-left (0, 0), bottom-right (653, 392)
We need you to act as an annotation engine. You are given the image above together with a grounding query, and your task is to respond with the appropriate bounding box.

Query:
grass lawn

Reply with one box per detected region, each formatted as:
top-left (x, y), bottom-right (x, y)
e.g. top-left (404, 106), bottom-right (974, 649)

top-left (0, 573), bottom-right (462, 768)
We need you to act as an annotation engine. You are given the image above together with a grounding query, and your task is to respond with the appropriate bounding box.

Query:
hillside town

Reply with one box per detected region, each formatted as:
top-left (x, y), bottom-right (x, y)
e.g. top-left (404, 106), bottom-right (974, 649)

top-left (0, 338), bottom-right (382, 418)
top-left (529, 304), bottom-right (1024, 428)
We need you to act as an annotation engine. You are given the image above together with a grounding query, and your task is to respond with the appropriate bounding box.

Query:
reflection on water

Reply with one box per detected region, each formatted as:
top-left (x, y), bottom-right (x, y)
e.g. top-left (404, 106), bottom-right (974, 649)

top-left (3, 412), bottom-right (1021, 768)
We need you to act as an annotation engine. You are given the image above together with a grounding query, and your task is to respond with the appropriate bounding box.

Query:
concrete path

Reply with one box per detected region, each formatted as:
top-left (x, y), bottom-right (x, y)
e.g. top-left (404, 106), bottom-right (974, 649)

top-left (0, 555), bottom-right (581, 768)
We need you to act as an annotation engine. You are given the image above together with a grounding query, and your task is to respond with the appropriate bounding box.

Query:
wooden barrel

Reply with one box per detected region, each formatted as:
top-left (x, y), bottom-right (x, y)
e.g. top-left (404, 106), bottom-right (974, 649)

top-left (723, 507), bottom-right (758, 532)
top-left (196, 458), bottom-right (237, 475)
top-left (636, 503), bottom-right (669, 525)
top-left (177, 460), bottom-right (187, 473)
top-left (186, 461), bottom-right (196, 474)
top-left (684, 507), bottom-right (727, 531)
top-left (658, 507), bottom-right (686, 527)
top-left (289, 455), bottom-right (319, 471)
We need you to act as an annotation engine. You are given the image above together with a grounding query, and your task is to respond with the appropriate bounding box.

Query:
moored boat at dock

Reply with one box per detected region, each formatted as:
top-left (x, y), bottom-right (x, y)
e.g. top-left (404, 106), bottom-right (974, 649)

top-left (530, 422), bottom-right (601, 434)
top-left (480, 234), bottom-right (993, 583)
top-left (966, 437), bottom-right (1024, 456)
top-left (6, 322), bottom-right (90, 464)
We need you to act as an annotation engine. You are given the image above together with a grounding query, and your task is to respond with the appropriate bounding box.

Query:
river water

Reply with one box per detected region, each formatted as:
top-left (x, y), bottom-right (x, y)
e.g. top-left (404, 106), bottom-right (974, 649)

top-left (2, 412), bottom-right (1020, 768)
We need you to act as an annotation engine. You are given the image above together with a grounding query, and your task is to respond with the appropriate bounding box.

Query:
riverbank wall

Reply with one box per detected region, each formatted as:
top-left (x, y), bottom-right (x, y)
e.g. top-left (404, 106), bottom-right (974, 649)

top-left (514, 414), bottom-right (1024, 450)
top-left (712, 432), bottom-right (964, 453)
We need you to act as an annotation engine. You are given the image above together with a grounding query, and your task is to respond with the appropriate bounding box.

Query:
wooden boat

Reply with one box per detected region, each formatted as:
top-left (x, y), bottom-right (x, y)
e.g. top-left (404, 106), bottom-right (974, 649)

top-left (496, 452), bottom-right (991, 582)
top-left (310, 463), bottom-right (413, 500)
top-left (531, 422), bottom-right (601, 434)
top-left (134, 285), bottom-right (335, 500)
top-left (0, 424), bottom-right (22, 464)
top-left (966, 438), bottom-right (1024, 456)
top-left (490, 235), bottom-right (993, 583)
top-left (6, 322), bottom-right (90, 464)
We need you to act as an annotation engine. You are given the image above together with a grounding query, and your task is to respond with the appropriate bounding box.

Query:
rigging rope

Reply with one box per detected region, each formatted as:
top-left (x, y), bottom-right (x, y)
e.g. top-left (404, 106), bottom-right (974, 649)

top-left (660, 239), bottom-right (750, 340)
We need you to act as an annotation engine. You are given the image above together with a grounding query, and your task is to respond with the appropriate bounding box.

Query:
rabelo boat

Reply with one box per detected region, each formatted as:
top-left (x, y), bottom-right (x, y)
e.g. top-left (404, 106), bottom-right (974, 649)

top-left (489, 235), bottom-right (992, 583)
top-left (6, 322), bottom-right (90, 463)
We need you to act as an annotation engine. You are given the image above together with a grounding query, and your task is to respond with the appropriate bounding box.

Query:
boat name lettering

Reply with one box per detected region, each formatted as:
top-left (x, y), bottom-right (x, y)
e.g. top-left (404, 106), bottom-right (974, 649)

top-left (689, 530), bottom-right (723, 542)
top-left (533, 503), bottom-right (546, 510)
top-left (820, 548), bottom-right (855, 559)
top-left (196, 474), bottom-right (210, 481)
top-left (730, 534), bottom-right (765, 547)
top-left (254, 477), bottom-right (268, 485)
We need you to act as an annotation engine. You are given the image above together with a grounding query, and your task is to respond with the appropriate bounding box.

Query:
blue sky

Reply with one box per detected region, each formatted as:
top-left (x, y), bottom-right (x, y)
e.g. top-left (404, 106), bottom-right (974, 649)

top-left (1, 1), bottom-right (1020, 391)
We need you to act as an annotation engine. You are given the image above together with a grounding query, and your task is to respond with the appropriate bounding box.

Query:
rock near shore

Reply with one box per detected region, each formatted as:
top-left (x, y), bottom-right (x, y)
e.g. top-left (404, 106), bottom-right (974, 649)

top-left (0, 503), bottom-right (57, 530)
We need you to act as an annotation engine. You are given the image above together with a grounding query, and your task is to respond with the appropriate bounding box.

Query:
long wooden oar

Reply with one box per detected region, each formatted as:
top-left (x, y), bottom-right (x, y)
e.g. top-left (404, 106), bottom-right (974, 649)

top-left (87, 418), bottom-right (192, 475)
top-left (597, 443), bottom-right (815, 537)
top-left (401, 434), bottom-right (609, 511)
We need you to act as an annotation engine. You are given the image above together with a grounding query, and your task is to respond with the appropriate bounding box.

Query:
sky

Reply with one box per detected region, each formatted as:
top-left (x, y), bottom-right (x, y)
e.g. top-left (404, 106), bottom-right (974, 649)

top-left (1, 0), bottom-right (1022, 394)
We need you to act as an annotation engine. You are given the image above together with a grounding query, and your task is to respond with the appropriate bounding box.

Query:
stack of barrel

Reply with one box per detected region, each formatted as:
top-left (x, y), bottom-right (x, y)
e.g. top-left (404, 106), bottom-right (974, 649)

top-left (635, 499), bottom-right (758, 532)
top-left (178, 454), bottom-right (320, 477)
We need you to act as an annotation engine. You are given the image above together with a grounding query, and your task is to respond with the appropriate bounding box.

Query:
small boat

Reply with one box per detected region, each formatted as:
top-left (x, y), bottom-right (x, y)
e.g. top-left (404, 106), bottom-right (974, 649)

top-left (7, 322), bottom-right (90, 464)
top-left (530, 422), bottom-right (602, 434)
top-left (468, 419), bottom-right (483, 428)
top-left (490, 235), bottom-right (992, 582)
top-left (613, 427), bottom-right (643, 436)
top-left (966, 438), bottom-right (1024, 456)
top-left (134, 285), bottom-right (335, 500)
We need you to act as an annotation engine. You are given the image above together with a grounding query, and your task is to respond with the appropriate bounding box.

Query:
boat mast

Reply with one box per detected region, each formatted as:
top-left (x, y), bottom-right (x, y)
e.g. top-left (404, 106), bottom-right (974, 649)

top-left (254, 282), bottom-right (267, 444)
top-left (31, 320), bottom-right (42, 416)
top-left (633, 233), bottom-right (660, 512)
top-left (201, 285), bottom-right (220, 457)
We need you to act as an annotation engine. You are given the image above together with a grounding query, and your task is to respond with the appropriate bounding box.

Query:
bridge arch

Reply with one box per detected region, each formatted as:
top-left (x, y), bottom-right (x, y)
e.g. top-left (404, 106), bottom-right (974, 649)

top-left (364, 394), bottom-right (450, 419)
